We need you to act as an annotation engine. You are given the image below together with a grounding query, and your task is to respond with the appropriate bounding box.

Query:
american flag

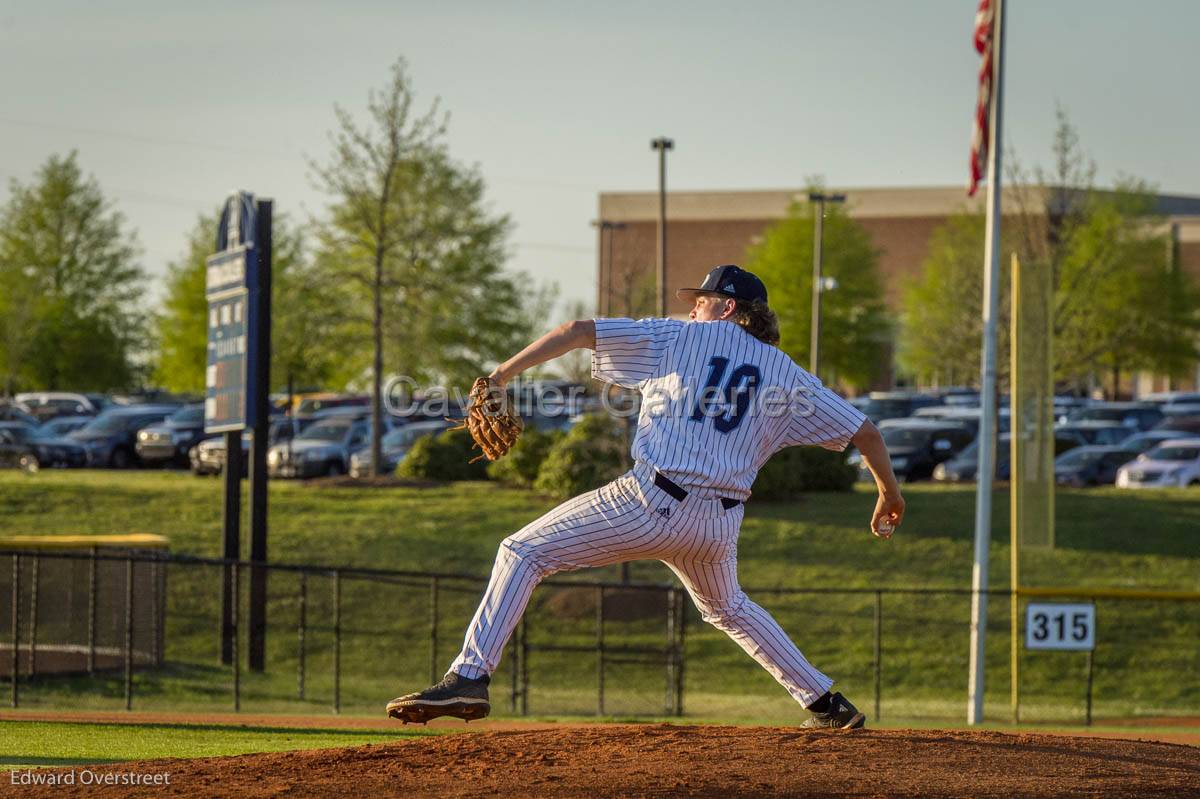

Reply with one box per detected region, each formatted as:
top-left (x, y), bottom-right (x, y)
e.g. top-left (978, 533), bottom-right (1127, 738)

top-left (968, 0), bottom-right (995, 197)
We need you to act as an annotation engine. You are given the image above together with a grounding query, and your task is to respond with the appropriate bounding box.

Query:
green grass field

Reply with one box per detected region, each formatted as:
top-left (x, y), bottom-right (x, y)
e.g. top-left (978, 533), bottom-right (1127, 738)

top-left (0, 719), bottom-right (435, 769)
top-left (0, 470), bottom-right (1197, 725)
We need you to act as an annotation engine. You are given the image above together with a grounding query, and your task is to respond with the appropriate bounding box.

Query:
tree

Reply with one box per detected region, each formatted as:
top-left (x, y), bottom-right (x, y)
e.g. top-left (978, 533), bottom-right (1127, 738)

top-left (310, 57), bottom-right (541, 474)
top-left (743, 193), bottom-right (891, 389)
top-left (152, 211), bottom-right (344, 395)
top-left (896, 212), bottom-right (1016, 385)
top-left (556, 301), bottom-right (596, 386)
top-left (611, 261), bottom-right (657, 319)
top-left (899, 111), bottom-right (1199, 395)
top-left (1050, 184), bottom-right (1197, 392)
top-left (153, 214), bottom-right (217, 393)
top-left (0, 152), bottom-right (146, 393)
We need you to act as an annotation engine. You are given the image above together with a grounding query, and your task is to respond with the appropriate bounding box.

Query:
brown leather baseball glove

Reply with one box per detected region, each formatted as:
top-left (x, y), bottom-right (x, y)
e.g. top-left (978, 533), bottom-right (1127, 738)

top-left (450, 377), bottom-right (523, 463)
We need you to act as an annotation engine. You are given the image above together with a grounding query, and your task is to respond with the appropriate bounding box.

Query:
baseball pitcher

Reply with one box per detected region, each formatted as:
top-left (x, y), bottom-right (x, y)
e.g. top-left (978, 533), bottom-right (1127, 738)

top-left (387, 264), bottom-right (905, 729)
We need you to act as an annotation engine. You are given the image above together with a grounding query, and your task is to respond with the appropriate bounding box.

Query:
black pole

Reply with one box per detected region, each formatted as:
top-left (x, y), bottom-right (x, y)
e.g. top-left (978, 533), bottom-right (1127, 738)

top-left (675, 592), bottom-right (686, 717)
top-left (650, 137), bottom-right (673, 317)
top-left (87, 546), bottom-right (97, 674)
top-left (604, 224), bottom-right (613, 316)
top-left (28, 555), bottom-right (38, 678)
top-left (333, 570), bottom-right (341, 715)
top-left (10, 555), bottom-right (18, 708)
top-left (810, 198), bottom-right (824, 376)
top-left (232, 562), bottom-right (240, 712)
top-left (596, 585), bottom-right (605, 717)
top-left (1085, 649), bottom-right (1094, 727)
top-left (429, 577), bottom-right (439, 685)
top-left (519, 616), bottom-right (529, 716)
top-left (248, 198), bottom-right (272, 672)
top-left (665, 588), bottom-right (676, 715)
top-left (297, 572), bottom-right (306, 701)
top-left (873, 590), bottom-right (882, 723)
top-left (124, 557), bottom-right (134, 711)
top-left (220, 431), bottom-right (241, 665)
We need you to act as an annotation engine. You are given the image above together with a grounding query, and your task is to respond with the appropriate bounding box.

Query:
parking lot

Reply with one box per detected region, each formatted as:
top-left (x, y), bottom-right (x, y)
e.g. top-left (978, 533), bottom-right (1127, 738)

top-left (0, 386), bottom-right (593, 481)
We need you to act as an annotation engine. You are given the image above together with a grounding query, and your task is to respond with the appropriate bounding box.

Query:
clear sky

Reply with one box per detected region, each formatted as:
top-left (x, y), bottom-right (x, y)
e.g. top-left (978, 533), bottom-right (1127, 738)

top-left (3, 0), bottom-right (1197, 316)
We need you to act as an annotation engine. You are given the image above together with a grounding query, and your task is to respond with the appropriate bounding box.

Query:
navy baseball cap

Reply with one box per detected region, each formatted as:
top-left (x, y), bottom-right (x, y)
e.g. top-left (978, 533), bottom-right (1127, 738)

top-left (676, 265), bottom-right (768, 305)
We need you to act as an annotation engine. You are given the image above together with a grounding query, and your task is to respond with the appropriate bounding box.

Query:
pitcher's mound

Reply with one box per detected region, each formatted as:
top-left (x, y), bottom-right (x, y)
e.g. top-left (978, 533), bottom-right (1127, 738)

top-left (18, 724), bottom-right (1200, 797)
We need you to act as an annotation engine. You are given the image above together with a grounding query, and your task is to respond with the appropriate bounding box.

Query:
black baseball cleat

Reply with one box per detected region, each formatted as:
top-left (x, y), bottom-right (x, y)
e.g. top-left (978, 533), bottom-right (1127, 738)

top-left (386, 672), bottom-right (491, 724)
top-left (799, 692), bottom-right (866, 730)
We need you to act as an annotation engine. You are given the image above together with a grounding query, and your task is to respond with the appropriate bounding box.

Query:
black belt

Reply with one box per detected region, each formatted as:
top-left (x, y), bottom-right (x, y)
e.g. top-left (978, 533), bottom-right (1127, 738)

top-left (654, 471), bottom-right (741, 510)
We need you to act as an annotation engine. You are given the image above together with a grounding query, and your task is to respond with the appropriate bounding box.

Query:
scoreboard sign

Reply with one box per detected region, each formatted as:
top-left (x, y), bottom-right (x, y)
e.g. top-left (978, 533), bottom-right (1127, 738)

top-left (1025, 602), bottom-right (1095, 651)
top-left (205, 192), bottom-right (259, 433)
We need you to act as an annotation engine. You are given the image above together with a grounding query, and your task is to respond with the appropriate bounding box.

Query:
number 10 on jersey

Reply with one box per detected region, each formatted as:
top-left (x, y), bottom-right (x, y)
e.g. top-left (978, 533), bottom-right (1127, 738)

top-left (1025, 602), bottom-right (1095, 651)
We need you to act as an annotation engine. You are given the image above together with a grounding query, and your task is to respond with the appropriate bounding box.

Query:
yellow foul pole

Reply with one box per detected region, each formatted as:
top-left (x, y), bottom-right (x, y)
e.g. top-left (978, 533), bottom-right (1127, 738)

top-left (1009, 253), bottom-right (1021, 724)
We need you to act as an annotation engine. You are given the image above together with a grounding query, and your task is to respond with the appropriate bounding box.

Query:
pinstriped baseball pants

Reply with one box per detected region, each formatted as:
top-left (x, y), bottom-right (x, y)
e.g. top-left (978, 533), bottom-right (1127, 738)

top-left (448, 463), bottom-right (834, 707)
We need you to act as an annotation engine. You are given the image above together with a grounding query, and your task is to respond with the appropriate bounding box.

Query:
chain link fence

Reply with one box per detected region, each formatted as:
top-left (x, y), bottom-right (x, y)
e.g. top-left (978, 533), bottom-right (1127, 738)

top-left (2, 549), bottom-right (1196, 722)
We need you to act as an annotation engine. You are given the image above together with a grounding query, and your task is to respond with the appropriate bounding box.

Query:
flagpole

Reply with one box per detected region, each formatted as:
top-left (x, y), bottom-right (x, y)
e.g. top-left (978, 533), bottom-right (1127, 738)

top-left (968, 0), bottom-right (1006, 726)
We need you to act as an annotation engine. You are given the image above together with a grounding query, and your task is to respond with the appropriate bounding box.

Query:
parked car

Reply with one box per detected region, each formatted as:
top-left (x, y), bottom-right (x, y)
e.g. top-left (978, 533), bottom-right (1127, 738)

top-left (1161, 403), bottom-right (1200, 421)
top-left (190, 417), bottom-right (309, 476)
top-left (0, 402), bottom-right (40, 427)
top-left (35, 415), bottom-right (93, 438)
top-left (1117, 429), bottom-right (1196, 455)
top-left (1115, 439), bottom-right (1200, 489)
top-left (1153, 414), bottom-right (1200, 435)
top-left (933, 433), bottom-right (1079, 482)
top-left (190, 435), bottom-right (230, 476)
top-left (1066, 402), bottom-right (1163, 432)
top-left (293, 393), bottom-right (370, 419)
top-left (849, 392), bottom-right (942, 424)
top-left (912, 406), bottom-right (1011, 436)
top-left (0, 421), bottom-right (87, 471)
top-left (68, 404), bottom-right (179, 468)
top-left (135, 404), bottom-right (213, 467)
top-left (268, 415), bottom-right (390, 479)
top-left (1138, 391), bottom-right (1200, 406)
top-left (13, 391), bottom-right (103, 421)
top-left (850, 419), bottom-right (974, 483)
top-left (931, 387), bottom-right (981, 407)
top-left (1054, 421), bottom-right (1133, 447)
top-left (349, 419), bottom-right (455, 477)
top-left (1054, 446), bottom-right (1139, 487)
top-left (525, 411), bottom-right (582, 434)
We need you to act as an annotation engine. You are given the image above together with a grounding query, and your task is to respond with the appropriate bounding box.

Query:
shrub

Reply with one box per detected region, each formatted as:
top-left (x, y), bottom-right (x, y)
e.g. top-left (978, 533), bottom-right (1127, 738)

top-left (487, 427), bottom-right (565, 487)
top-left (533, 414), bottom-right (628, 499)
top-left (750, 446), bottom-right (857, 500)
top-left (396, 428), bottom-right (489, 481)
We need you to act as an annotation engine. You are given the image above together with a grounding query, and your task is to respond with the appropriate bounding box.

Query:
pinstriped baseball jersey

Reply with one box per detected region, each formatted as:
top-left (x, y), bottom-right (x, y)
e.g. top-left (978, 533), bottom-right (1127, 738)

top-left (591, 317), bottom-right (867, 500)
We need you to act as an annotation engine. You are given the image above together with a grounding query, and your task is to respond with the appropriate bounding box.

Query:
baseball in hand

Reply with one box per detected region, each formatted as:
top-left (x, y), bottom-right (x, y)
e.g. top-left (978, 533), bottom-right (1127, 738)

top-left (876, 519), bottom-right (894, 537)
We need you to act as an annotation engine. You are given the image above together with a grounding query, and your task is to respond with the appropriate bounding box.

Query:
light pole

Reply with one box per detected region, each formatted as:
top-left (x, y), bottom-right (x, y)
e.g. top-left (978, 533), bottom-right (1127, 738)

top-left (592, 220), bottom-right (626, 316)
top-left (808, 191), bottom-right (846, 378)
top-left (651, 137), bottom-right (674, 317)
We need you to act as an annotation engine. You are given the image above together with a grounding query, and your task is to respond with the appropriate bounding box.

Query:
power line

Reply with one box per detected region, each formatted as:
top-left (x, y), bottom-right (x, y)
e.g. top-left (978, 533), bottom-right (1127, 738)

top-left (0, 116), bottom-right (289, 159)
top-left (1, 117), bottom-right (605, 193)
top-left (513, 241), bottom-right (593, 254)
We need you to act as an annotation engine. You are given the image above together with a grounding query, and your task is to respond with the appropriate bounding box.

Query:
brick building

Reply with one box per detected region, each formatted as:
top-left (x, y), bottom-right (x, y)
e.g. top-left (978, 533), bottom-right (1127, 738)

top-left (595, 186), bottom-right (1200, 391)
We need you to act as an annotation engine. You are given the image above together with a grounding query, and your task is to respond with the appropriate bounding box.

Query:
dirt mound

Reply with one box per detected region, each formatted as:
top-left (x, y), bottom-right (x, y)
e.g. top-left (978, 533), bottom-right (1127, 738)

top-left (9, 725), bottom-right (1199, 798)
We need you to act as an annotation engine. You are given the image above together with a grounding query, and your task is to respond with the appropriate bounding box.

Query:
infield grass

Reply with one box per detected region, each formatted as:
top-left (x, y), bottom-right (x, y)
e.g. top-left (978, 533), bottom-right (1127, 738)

top-left (0, 470), bottom-right (1196, 725)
